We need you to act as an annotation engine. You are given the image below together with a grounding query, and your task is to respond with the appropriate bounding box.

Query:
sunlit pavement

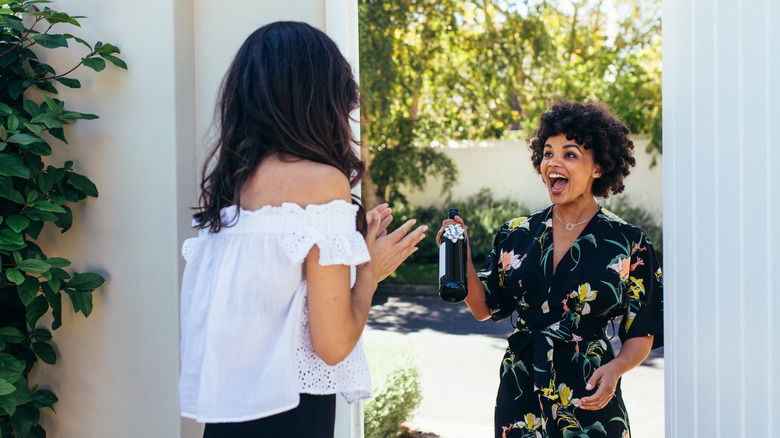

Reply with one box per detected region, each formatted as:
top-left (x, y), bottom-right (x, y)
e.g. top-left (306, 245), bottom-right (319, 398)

top-left (365, 290), bottom-right (664, 438)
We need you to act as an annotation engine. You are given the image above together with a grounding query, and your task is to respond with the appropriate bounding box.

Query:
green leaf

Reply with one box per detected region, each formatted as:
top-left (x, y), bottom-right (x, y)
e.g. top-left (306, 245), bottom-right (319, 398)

top-left (28, 329), bottom-right (52, 342)
top-left (42, 94), bottom-right (59, 115)
top-left (24, 100), bottom-right (42, 117)
top-left (23, 208), bottom-right (59, 222)
top-left (68, 272), bottom-right (105, 290)
top-left (0, 393), bottom-right (16, 416)
top-left (99, 53), bottom-right (127, 70)
top-left (0, 327), bottom-right (25, 344)
top-left (60, 111), bottom-right (98, 120)
top-left (45, 257), bottom-right (70, 268)
top-left (31, 200), bottom-right (65, 213)
top-left (0, 380), bottom-right (14, 396)
top-left (11, 403), bottom-right (38, 437)
top-left (6, 114), bottom-right (20, 131)
top-left (0, 175), bottom-right (13, 198)
top-left (26, 296), bottom-right (49, 328)
top-left (6, 215), bottom-right (28, 233)
top-left (18, 258), bottom-right (51, 274)
top-left (32, 33), bottom-right (68, 49)
top-left (32, 342), bottom-right (56, 364)
top-left (24, 123), bottom-right (44, 135)
top-left (26, 220), bottom-right (44, 240)
top-left (31, 389), bottom-right (57, 409)
top-left (66, 173), bottom-right (98, 197)
top-left (35, 80), bottom-right (58, 94)
top-left (64, 34), bottom-right (91, 50)
top-left (5, 268), bottom-right (25, 285)
top-left (25, 190), bottom-right (38, 204)
top-left (7, 133), bottom-right (43, 145)
top-left (67, 289), bottom-right (93, 317)
top-left (55, 77), bottom-right (80, 88)
top-left (17, 277), bottom-right (39, 306)
top-left (19, 141), bottom-right (52, 156)
top-left (0, 154), bottom-right (31, 178)
top-left (81, 56), bottom-right (105, 72)
top-left (48, 127), bottom-right (66, 143)
top-left (0, 103), bottom-right (15, 115)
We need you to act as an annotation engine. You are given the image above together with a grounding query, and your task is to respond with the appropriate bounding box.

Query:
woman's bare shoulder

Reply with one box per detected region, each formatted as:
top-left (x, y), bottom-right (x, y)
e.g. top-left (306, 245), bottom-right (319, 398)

top-left (241, 156), bottom-right (352, 210)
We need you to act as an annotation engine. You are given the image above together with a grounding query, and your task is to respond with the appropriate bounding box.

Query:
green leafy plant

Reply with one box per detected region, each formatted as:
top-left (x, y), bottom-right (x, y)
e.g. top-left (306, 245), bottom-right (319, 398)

top-left (0, 1), bottom-right (125, 436)
top-left (364, 341), bottom-right (422, 438)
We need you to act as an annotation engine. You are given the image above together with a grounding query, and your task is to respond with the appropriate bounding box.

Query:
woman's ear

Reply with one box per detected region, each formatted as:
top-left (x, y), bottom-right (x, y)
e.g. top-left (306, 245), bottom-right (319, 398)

top-left (593, 166), bottom-right (602, 178)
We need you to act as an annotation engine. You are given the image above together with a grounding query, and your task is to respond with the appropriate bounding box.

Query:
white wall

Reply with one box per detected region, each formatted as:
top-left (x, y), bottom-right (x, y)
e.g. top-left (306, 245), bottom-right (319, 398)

top-left (663, 0), bottom-right (779, 436)
top-left (403, 136), bottom-right (663, 218)
top-left (30, 0), bottom-right (191, 436)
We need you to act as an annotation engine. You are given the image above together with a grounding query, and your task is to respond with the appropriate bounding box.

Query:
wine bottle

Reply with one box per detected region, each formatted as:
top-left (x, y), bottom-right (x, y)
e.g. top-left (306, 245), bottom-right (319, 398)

top-left (439, 208), bottom-right (468, 303)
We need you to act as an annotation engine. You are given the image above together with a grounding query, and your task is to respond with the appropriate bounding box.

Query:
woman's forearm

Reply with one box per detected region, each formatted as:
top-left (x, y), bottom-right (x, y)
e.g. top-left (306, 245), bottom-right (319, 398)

top-left (464, 248), bottom-right (491, 321)
top-left (612, 335), bottom-right (654, 375)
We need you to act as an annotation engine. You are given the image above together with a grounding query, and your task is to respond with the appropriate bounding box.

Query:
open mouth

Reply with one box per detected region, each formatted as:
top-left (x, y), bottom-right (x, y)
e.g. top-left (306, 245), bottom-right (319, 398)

top-left (548, 172), bottom-right (568, 193)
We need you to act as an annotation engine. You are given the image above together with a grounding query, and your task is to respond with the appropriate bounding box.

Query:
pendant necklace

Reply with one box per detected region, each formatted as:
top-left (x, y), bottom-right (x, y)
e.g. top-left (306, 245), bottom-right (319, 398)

top-left (553, 206), bottom-right (598, 231)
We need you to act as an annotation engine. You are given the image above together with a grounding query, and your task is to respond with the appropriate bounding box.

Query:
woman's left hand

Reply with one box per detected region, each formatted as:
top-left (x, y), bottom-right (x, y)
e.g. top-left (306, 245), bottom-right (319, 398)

top-left (578, 361), bottom-right (622, 410)
top-left (366, 203), bottom-right (393, 239)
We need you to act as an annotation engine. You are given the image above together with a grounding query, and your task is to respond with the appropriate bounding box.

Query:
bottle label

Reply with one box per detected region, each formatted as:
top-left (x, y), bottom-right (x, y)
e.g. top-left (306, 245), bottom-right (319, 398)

top-left (439, 242), bottom-right (446, 280)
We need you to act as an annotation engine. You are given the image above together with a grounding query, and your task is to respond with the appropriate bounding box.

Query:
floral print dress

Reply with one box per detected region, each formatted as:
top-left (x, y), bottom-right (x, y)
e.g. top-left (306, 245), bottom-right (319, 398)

top-left (478, 206), bottom-right (663, 438)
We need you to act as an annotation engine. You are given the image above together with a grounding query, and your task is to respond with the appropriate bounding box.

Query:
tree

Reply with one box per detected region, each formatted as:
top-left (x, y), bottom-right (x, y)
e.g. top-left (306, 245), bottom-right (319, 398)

top-left (358, 0), bottom-right (663, 206)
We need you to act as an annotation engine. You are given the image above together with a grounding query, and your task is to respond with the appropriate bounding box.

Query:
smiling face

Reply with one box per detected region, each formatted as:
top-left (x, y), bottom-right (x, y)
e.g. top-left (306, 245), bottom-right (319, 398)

top-left (540, 134), bottom-right (602, 207)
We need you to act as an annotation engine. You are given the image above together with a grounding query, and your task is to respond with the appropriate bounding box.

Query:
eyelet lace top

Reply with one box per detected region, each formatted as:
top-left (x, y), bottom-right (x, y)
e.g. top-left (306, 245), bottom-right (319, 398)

top-left (178, 200), bottom-right (372, 423)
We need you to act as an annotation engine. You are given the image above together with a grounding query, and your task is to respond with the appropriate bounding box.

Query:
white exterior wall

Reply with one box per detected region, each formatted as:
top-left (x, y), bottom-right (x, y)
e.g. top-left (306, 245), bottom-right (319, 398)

top-left (403, 136), bottom-right (662, 218)
top-left (663, 0), bottom-right (779, 436)
top-left (26, 1), bottom-right (358, 437)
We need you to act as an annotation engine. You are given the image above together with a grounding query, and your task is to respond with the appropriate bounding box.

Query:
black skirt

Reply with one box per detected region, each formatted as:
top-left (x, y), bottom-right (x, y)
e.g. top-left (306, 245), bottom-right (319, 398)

top-left (203, 394), bottom-right (336, 438)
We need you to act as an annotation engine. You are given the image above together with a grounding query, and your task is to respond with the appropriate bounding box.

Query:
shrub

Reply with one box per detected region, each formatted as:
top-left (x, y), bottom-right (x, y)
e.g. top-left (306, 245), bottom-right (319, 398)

top-left (364, 341), bottom-right (422, 438)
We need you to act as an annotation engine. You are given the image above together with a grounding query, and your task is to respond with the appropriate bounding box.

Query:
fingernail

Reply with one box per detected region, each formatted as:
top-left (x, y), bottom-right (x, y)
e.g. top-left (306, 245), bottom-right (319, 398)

top-left (586, 384), bottom-right (592, 390)
top-left (421, 225), bottom-right (429, 231)
top-left (420, 234), bottom-right (426, 240)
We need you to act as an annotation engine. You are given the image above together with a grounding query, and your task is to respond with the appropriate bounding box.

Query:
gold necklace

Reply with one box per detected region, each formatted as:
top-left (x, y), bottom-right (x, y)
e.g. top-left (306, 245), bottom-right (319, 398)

top-left (553, 206), bottom-right (598, 231)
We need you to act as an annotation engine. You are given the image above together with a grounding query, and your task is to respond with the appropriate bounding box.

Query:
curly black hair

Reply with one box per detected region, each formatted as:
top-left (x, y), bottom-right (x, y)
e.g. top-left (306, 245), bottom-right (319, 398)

top-left (528, 100), bottom-right (635, 198)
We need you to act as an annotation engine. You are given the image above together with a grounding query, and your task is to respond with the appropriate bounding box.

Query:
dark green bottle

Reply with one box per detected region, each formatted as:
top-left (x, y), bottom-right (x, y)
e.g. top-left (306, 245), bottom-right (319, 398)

top-left (438, 208), bottom-right (468, 303)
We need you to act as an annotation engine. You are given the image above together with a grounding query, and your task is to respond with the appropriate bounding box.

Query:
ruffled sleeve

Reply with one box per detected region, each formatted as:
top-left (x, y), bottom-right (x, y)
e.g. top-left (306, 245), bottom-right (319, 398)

top-left (280, 201), bottom-right (370, 267)
top-left (618, 231), bottom-right (664, 349)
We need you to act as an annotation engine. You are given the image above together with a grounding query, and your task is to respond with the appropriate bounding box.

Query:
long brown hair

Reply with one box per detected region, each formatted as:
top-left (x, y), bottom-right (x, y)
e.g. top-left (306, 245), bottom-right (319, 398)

top-left (194, 21), bottom-right (366, 233)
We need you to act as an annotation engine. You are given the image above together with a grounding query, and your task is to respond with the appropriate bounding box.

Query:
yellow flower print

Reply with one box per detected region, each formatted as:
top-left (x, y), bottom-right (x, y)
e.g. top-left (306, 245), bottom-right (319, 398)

top-left (558, 383), bottom-right (579, 406)
top-left (507, 216), bottom-right (530, 230)
top-left (628, 276), bottom-right (645, 300)
top-left (608, 257), bottom-right (631, 280)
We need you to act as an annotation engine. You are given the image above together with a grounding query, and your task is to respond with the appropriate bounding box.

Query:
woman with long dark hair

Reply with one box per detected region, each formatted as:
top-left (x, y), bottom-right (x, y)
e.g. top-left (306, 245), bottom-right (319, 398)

top-left (178, 21), bottom-right (426, 437)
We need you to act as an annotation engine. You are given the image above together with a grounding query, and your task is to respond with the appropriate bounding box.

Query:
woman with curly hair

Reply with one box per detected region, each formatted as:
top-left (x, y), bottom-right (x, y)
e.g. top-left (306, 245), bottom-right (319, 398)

top-left (178, 22), bottom-right (426, 437)
top-left (438, 101), bottom-right (663, 437)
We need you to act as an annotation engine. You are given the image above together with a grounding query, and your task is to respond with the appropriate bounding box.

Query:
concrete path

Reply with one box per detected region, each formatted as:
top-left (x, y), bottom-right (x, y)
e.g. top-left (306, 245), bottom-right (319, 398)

top-left (365, 290), bottom-right (664, 438)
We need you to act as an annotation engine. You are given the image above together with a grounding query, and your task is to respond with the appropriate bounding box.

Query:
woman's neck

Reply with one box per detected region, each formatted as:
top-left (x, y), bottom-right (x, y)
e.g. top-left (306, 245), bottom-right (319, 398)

top-left (553, 197), bottom-right (599, 223)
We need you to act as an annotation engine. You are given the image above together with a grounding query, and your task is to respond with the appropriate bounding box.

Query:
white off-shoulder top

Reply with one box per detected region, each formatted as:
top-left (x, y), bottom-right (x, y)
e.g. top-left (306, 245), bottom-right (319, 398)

top-left (178, 200), bottom-right (372, 423)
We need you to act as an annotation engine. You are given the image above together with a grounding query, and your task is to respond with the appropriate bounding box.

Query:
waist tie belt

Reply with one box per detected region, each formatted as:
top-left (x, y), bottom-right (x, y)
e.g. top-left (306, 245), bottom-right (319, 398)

top-left (507, 323), bottom-right (607, 401)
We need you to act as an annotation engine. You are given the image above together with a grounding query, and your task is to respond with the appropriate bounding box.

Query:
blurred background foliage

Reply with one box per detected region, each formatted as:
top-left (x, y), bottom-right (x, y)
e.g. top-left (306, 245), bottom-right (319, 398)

top-left (358, 0), bottom-right (661, 206)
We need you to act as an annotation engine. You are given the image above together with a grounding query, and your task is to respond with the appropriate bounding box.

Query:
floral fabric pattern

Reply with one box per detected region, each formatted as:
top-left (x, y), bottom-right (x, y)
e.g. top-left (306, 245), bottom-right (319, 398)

top-left (478, 206), bottom-right (663, 438)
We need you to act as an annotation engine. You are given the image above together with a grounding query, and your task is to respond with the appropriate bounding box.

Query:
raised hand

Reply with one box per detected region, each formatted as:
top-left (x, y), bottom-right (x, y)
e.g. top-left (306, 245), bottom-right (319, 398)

top-left (363, 210), bottom-right (427, 283)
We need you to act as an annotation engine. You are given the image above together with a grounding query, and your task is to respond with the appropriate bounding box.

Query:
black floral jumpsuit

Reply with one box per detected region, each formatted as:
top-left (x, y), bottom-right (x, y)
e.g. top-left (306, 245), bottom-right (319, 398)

top-left (477, 206), bottom-right (664, 438)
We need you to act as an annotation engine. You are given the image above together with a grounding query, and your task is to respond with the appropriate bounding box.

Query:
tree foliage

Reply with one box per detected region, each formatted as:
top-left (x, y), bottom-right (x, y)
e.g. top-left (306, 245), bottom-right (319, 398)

top-left (358, 0), bottom-right (662, 205)
top-left (0, 1), bottom-right (125, 436)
